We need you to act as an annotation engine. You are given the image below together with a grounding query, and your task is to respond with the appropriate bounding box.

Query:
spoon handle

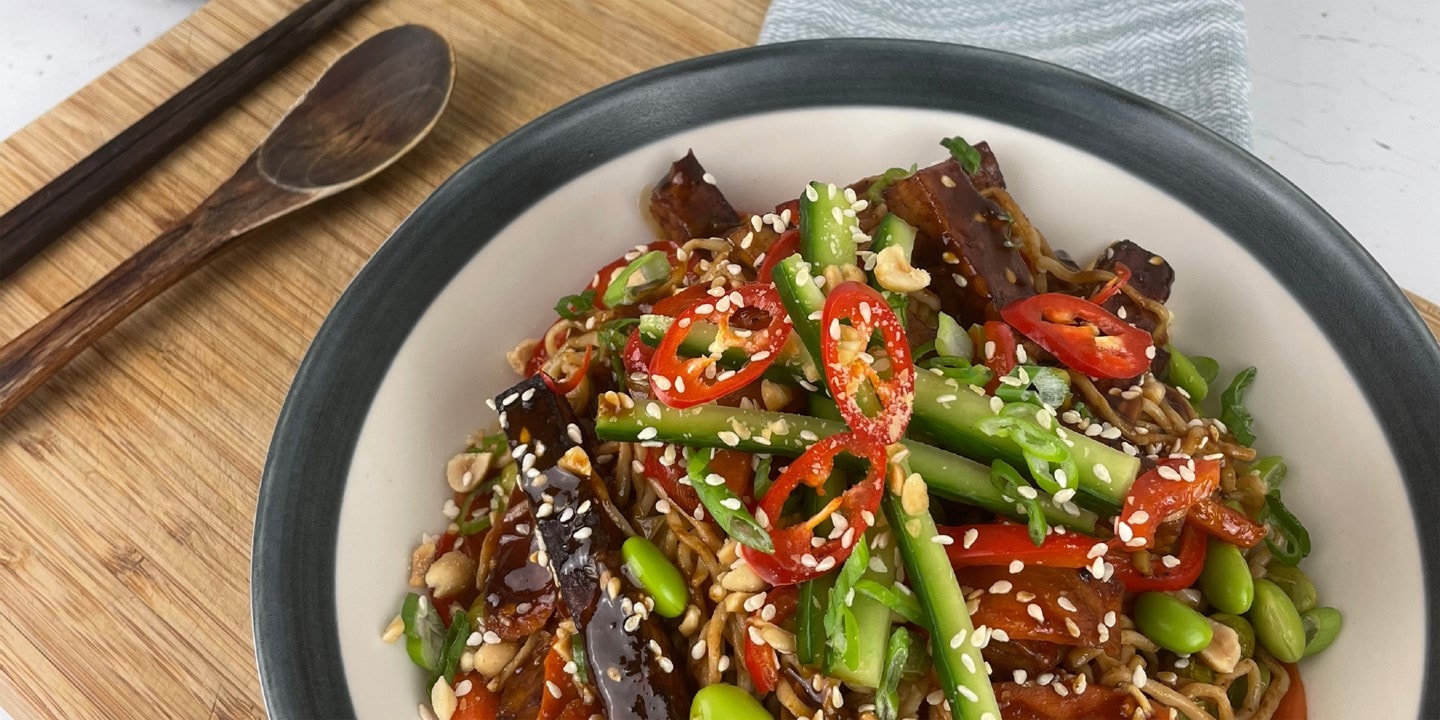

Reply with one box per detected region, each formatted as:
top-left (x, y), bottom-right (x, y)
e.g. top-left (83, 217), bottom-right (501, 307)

top-left (0, 162), bottom-right (308, 420)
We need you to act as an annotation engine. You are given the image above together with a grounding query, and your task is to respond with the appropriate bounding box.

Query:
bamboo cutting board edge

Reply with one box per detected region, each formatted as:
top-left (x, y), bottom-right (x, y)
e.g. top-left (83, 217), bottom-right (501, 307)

top-left (0, 2), bottom-right (1436, 719)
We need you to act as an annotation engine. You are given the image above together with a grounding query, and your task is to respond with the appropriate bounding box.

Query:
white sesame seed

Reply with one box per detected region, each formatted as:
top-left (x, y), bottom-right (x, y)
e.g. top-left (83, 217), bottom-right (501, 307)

top-left (931, 534), bottom-right (955, 545)
top-left (989, 580), bottom-right (1013, 594)
top-left (721, 498), bottom-right (743, 511)
top-left (637, 426), bottom-right (659, 441)
top-left (573, 527), bottom-right (593, 540)
top-left (950, 631), bottom-right (966, 649)
top-left (1009, 560), bottom-right (1025, 574)
top-left (718, 431), bottom-right (740, 447)
top-left (1053, 488), bottom-right (1076, 503)
top-left (1058, 596), bottom-right (1078, 612)
top-left (963, 528), bottom-right (979, 549)
top-left (1027, 604), bottom-right (1045, 622)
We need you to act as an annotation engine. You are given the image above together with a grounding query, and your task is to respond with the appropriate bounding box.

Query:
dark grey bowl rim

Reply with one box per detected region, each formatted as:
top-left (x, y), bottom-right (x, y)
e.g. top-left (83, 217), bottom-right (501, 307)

top-left (253, 38), bottom-right (1440, 718)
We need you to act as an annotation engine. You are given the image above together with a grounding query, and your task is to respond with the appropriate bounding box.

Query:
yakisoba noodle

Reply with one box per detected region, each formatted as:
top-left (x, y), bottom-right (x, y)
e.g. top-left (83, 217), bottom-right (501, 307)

top-left (390, 141), bottom-right (1337, 720)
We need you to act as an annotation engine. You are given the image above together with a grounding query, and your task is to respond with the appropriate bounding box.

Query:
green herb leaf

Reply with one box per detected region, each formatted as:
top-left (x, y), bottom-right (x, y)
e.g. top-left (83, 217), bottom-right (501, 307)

top-left (554, 288), bottom-right (596, 320)
top-left (865, 165), bottom-right (918, 205)
top-left (854, 579), bottom-right (925, 625)
top-left (883, 290), bottom-right (909, 326)
top-left (940, 136), bottom-right (982, 175)
top-left (436, 609), bottom-right (472, 684)
top-left (686, 448), bottom-right (774, 553)
top-left (875, 627), bottom-right (915, 720)
top-left (825, 537), bottom-right (870, 671)
top-left (401, 592), bottom-right (448, 673)
top-left (1220, 367), bottom-right (1258, 446)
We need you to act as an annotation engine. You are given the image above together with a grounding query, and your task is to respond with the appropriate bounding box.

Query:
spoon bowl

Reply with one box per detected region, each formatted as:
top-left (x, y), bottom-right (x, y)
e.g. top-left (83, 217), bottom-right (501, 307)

top-left (0, 24), bottom-right (455, 421)
top-left (260, 25), bottom-right (453, 190)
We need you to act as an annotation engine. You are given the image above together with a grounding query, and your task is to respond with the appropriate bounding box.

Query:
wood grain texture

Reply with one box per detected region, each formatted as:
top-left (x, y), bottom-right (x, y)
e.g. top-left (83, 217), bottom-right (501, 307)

top-left (0, 2), bottom-right (1433, 719)
top-left (0, 0), bottom-right (372, 281)
top-left (0, 1), bottom-right (762, 718)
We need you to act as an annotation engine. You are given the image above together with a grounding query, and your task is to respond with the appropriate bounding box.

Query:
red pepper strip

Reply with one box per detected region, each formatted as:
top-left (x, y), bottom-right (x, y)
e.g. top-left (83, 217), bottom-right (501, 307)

top-left (743, 624), bottom-right (781, 695)
top-left (450, 671), bottom-right (500, 720)
top-left (757, 229), bottom-right (800, 283)
top-left (651, 282), bottom-right (717, 317)
top-left (524, 320), bottom-right (570, 376)
top-left (1000, 292), bottom-right (1154, 379)
top-left (939, 524), bottom-right (1099, 569)
top-left (541, 346), bottom-right (593, 396)
top-left (537, 644), bottom-right (602, 720)
top-left (588, 240), bottom-right (680, 309)
top-left (1089, 262), bottom-right (1132, 305)
top-left (641, 443), bottom-right (700, 514)
top-left (1106, 520), bottom-right (1208, 592)
top-left (1113, 457), bottom-right (1221, 549)
top-left (740, 433), bottom-right (886, 585)
top-left (1188, 496), bottom-right (1268, 548)
top-left (649, 282), bottom-right (792, 408)
top-left (981, 320), bottom-right (1018, 393)
top-left (623, 329), bottom-right (654, 376)
top-left (820, 281), bottom-right (916, 444)
top-left (741, 584), bottom-right (797, 696)
top-left (1273, 663), bottom-right (1308, 720)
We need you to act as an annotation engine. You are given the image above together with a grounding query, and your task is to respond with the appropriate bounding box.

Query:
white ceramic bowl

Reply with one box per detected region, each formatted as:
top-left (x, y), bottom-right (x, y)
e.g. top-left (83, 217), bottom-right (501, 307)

top-left (254, 40), bottom-right (1440, 719)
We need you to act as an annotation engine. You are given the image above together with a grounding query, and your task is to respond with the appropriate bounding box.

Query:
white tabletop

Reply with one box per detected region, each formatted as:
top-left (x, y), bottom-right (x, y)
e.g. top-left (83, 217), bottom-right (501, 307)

top-left (0, 0), bottom-right (1437, 716)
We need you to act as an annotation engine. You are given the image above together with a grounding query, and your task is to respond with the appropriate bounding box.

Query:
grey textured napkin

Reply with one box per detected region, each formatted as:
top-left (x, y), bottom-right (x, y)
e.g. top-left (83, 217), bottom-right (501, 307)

top-left (759, 0), bottom-right (1252, 147)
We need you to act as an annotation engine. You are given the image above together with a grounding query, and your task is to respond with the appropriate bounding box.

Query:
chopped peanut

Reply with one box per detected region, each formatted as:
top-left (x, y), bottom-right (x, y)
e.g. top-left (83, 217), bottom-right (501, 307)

top-left (425, 551), bottom-right (477, 600)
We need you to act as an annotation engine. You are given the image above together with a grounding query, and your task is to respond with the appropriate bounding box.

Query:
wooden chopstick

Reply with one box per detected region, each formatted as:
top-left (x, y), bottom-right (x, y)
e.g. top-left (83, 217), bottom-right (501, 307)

top-left (0, 0), bottom-right (373, 281)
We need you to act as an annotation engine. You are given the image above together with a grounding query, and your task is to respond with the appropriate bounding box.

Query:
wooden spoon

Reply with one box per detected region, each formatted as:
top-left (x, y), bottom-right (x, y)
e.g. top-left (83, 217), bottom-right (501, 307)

top-left (0, 25), bottom-right (454, 420)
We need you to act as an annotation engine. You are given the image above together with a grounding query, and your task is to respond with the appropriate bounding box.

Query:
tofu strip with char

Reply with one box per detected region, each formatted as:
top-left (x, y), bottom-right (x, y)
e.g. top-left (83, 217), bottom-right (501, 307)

top-left (496, 375), bottom-right (690, 720)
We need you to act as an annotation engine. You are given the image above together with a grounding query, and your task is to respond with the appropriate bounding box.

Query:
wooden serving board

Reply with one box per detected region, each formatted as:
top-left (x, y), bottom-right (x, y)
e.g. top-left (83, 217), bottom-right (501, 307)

top-left (0, 2), bottom-right (1435, 718)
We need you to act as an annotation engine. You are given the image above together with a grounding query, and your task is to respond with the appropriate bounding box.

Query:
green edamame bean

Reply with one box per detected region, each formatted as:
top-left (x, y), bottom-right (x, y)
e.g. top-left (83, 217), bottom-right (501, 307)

top-left (1134, 592), bottom-right (1213, 654)
top-left (690, 683), bottom-right (773, 720)
top-left (622, 536), bottom-right (689, 618)
top-left (1248, 579), bottom-right (1306, 663)
top-left (1301, 606), bottom-right (1343, 656)
top-left (1200, 539), bottom-right (1255, 614)
top-left (1264, 565), bottom-right (1317, 613)
top-left (1209, 613), bottom-right (1256, 658)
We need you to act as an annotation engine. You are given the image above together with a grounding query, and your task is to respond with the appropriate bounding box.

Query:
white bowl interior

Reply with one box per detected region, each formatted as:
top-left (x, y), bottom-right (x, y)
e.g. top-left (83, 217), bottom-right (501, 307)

top-left (331, 107), bottom-right (1425, 718)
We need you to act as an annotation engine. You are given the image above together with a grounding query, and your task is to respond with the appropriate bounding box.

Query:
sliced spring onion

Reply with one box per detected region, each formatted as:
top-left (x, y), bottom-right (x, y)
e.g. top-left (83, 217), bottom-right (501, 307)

top-left (601, 250), bottom-right (672, 308)
top-left (855, 579), bottom-right (925, 625)
top-left (865, 165), bottom-right (918, 205)
top-left (824, 537), bottom-right (870, 673)
top-left (401, 592), bottom-right (447, 673)
top-left (875, 627), bottom-right (916, 720)
top-left (994, 365), bottom-right (1071, 409)
top-left (920, 355), bottom-right (993, 388)
top-left (685, 448), bottom-right (774, 553)
top-left (939, 136), bottom-right (982, 175)
top-left (571, 634), bottom-right (591, 684)
top-left (935, 312), bottom-right (972, 359)
top-left (1165, 346), bottom-right (1212, 402)
top-left (1252, 456), bottom-right (1287, 492)
top-left (1262, 491), bottom-right (1311, 565)
top-left (991, 459), bottom-right (1050, 546)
